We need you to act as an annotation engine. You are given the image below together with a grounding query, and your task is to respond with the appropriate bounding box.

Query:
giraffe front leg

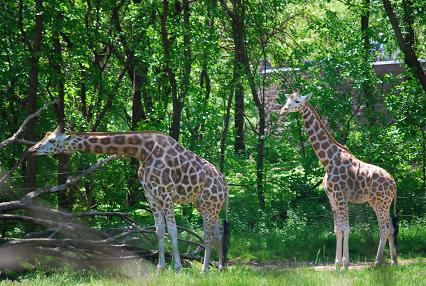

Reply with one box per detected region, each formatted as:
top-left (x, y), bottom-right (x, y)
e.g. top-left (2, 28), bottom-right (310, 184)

top-left (335, 228), bottom-right (343, 270)
top-left (342, 228), bottom-right (350, 269)
top-left (163, 206), bottom-right (182, 271)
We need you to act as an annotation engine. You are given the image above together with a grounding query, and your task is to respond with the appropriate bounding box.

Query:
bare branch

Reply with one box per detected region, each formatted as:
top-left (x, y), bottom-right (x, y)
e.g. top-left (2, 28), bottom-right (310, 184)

top-left (0, 100), bottom-right (57, 150)
top-left (0, 155), bottom-right (120, 213)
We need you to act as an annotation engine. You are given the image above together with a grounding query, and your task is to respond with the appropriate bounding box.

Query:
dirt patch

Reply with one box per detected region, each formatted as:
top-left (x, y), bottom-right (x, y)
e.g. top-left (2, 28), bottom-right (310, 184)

top-left (229, 258), bottom-right (426, 271)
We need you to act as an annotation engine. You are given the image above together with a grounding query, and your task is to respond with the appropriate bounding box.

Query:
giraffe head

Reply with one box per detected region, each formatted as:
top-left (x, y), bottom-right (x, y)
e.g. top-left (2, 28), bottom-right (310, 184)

top-left (29, 125), bottom-right (73, 155)
top-left (280, 91), bottom-right (313, 115)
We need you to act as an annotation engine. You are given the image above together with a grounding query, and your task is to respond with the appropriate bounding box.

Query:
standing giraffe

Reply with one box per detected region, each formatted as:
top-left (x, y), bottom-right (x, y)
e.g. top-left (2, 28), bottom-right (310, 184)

top-left (280, 91), bottom-right (397, 269)
top-left (29, 126), bottom-right (230, 272)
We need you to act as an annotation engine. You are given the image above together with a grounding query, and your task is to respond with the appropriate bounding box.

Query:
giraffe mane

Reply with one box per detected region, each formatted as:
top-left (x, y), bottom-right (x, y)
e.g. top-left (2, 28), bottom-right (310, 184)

top-left (69, 130), bottom-right (169, 136)
top-left (305, 102), bottom-right (353, 155)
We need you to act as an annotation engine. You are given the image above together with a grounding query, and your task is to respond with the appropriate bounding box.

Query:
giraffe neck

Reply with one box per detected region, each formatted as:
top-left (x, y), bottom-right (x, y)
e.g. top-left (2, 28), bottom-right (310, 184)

top-left (66, 133), bottom-right (155, 158)
top-left (301, 103), bottom-right (344, 166)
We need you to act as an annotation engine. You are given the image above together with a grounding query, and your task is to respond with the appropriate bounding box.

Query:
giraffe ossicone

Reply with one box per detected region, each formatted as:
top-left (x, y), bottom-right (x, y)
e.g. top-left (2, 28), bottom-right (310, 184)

top-left (281, 91), bottom-right (397, 269)
top-left (30, 126), bottom-right (230, 273)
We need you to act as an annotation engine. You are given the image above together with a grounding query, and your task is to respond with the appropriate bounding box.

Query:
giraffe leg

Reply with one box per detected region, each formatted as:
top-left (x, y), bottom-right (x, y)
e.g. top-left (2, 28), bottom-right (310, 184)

top-left (145, 193), bottom-right (166, 272)
top-left (197, 204), bottom-right (219, 273)
top-left (335, 229), bottom-right (343, 270)
top-left (342, 228), bottom-right (350, 269)
top-left (327, 188), bottom-right (349, 270)
top-left (163, 201), bottom-right (182, 271)
top-left (213, 222), bottom-right (225, 271)
top-left (372, 207), bottom-right (389, 266)
top-left (153, 209), bottom-right (166, 272)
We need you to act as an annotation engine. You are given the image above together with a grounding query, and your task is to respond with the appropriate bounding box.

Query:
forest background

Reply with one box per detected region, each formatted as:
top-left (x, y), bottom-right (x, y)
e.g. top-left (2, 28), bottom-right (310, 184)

top-left (0, 0), bottom-right (425, 270)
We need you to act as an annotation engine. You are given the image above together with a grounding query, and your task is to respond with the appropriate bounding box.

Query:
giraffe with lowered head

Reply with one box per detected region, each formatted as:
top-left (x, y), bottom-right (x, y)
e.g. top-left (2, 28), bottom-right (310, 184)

top-left (280, 91), bottom-right (397, 269)
top-left (29, 126), bottom-right (230, 273)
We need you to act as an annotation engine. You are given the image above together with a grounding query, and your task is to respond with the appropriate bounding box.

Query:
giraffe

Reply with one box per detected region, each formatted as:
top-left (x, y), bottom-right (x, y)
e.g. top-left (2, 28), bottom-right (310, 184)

top-left (29, 126), bottom-right (230, 273)
top-left (280, 91), bottom-right (397, 269)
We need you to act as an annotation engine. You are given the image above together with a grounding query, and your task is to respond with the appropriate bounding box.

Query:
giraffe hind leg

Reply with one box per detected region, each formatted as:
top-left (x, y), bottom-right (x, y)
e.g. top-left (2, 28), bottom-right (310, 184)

top-left (145, 194), bottom-right (166, 272)
top-left (372, 205), bottom-right (391, 266)
top-left (162, 198), bottom-right (182, 271)
top-left (213, 222), bottom-right (225, 270)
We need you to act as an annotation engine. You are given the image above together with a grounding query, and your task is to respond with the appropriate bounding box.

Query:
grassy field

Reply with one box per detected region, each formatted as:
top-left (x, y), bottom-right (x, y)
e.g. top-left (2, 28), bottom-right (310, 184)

top-left (1, 261), bottom-right (426, 286)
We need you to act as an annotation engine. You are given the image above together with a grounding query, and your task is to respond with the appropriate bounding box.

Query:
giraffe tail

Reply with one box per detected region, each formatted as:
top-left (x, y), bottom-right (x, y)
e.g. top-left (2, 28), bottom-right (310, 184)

top-left (391, 192), bottom-right (399, 248)
top-left (222, 191), bottom-right (231, 266)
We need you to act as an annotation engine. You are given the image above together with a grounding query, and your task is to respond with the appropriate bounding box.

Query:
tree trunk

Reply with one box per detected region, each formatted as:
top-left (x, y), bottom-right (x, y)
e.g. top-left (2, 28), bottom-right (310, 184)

top-left (161, 0), bottom-right (180, 140)
top-left (219, 68), bottom-right (236, 173)
top-left (230, 9), bottom-right (246, 153)
top-left (23, 0), bottom-right (43, 194)
top-left (382, 0), bottom-right (426, 92)
top-left (52, 29), bottom-right (74, 211)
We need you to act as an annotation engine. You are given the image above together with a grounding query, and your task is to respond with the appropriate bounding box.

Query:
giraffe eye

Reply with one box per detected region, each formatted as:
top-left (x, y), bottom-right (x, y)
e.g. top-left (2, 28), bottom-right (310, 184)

top-left (295, 100), bottom-right (300, 103)
top-left (49, 139), bottom-right (55, 143)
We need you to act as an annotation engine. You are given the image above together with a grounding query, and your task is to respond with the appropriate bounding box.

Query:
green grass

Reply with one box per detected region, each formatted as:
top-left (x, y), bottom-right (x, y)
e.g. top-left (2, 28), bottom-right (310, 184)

top-left (1, 262), bottom-right (426, 286)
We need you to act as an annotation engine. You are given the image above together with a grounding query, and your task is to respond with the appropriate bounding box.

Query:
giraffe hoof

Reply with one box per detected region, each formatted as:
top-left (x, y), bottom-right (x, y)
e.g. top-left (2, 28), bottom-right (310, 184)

top-left (374, 261), bottom-right (383, 267)
top-left (391, 259), bottom-right (398, 266)
top-left (156, 265), bottom-right (166, 274)
top-left (174, 264), bottom-right (182, 272)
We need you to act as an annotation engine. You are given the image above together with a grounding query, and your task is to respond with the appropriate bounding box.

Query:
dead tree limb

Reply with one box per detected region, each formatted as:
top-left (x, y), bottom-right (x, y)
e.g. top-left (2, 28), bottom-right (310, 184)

top-left (0, 155), bottom-right (120, 212)
top-left (0, 100), bottom-right (57, 151)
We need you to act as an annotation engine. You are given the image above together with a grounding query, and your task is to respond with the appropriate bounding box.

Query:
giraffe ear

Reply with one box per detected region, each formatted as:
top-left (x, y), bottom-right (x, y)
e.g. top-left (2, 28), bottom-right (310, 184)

top-left (54, 124), bottom-right (64, 134)
top-left (302, 93), bottom-right (313, 101)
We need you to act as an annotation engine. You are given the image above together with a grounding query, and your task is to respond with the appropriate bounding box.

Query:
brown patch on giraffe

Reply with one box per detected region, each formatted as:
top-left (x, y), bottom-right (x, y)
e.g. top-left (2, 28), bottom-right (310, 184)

top-left (124, 146), bottom-right (138, 156)
top-left (177, 185), bottom-right (186, 195)
top-left (182, 175), bottom-right (189, 185)
top-left (94, 145), bottom-right (103, 153)
top-left (113, 135), bottom-right (125, 145)
top-left (321, 142), bottom-right (330, 149)
top-left (78, 143), bottom-right (83, 149)
top-left (317, 132), bottom-right (327, 141)
top-left (327, 148), bottom-right (334, 158)
top-left (153, 146), bottom-right (164, 157)
top-left (318, 151), bottom-right (326, 158)
top-left (167, 148), bottom-right (178, 157)
top-left (145, 140), bottom-right (155, 151)
top-left (154, 159), bottom-right (166, 169)
top-left (175, 144), bottom-right (184, 153)
top-left (313, 142), bottom-right (320, 150)
top-left (83, 141), bottom-right (91, 151)
top-left (307, 115), bottom-right (314, 126)
top-left (88, 137), bottom-right (98, 143)
top-left (107, 146), bottom-right (118, 153)
top-left (308, 129), bottom-right (314, 136)
top-left (190, 175), bottom-right (198, 185)
top-left (162, 169), bottom-right (171, 185)
top-left (128, 134), bottom-right (142, 145)
top-left (182, 162), bottom-right (190, 173)
top-left (157, 136), bottom-right (169, 148)
top-left (152, 168), bottom-right (161, 177)
top-left (100, 137), bottom-right (111, 145)
top-left (314, 121), bottom-right (319, 130)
